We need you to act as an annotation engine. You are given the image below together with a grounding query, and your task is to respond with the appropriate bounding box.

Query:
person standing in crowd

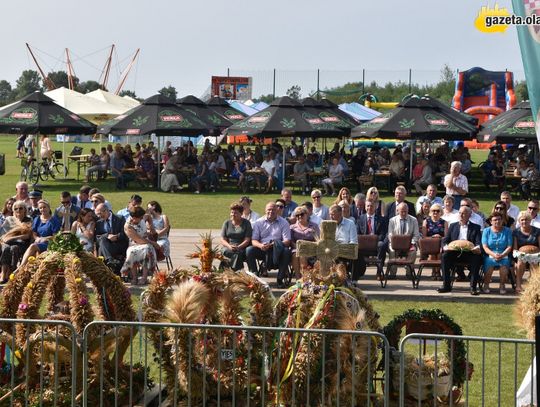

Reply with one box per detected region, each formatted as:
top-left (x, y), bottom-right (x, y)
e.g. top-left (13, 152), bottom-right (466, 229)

top-left (221, 202), bottom-right (252, 271)
top-left (322, 157), bottom-right (344, 197)
top-left (385, 186), bottom-right (415, 218)
top-left (444, 161), bottom-right (468, 209)
top-left (293, 155), bottom-right (310, 195)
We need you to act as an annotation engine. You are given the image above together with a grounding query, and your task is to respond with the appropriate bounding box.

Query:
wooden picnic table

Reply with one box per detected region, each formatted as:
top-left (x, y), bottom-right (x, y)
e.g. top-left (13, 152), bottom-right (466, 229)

top-left (68, 154), bottom-right (90, 181)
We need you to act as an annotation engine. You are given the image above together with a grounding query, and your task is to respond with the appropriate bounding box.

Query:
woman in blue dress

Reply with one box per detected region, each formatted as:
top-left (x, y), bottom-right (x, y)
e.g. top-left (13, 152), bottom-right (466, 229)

top-left (482, 212), bottom-right (513, 294)
top-left (17, 200), bottom-right (61, 269)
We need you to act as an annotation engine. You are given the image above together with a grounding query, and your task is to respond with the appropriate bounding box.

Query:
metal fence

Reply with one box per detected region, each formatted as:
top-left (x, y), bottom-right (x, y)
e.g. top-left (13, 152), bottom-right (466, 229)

top-left (399, 333), bottom-right (536, 407)
top-left (1, 317), bottom-right (536, 407)
top-left (0, 318), bottom-right (78, 406)
top-left (225, 68), bottom-right (527, 100)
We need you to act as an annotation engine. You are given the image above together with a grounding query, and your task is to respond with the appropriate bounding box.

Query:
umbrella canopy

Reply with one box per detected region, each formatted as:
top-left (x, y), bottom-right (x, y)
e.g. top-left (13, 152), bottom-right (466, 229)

top-left (97, 94), bottom-right (211, 136)
top-left (315, 98), bottom-right (360, 127)
top-left (224, 96), bottom-right (346, 138)
top-left (206, 96), bottom-right (248, 123)
top-left (351, 96), bottom-right (477, 141)
top-left (177, 95), bottom-right (233, 134)
top-left (421, 95), bottom-right (478, 127)
top-left (0, 91), bottom-right (96, 135)
top-left (477, 101), bottom-right (536, 143)
top-left (301, 97), bottom-right (358, 132)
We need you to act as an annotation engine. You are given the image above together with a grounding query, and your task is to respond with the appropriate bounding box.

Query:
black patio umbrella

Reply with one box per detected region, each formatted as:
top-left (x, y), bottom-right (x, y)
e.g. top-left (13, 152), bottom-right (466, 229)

top-left (315, 97), bottom-right (361, 126)
top-left (420, 95), bottom-right (478, 127)
top-left (177, 95), bottom-right (233, 135)
top-left (0, 91), bottom-right (96, 134)
top-left (97, 94), bottom-right (210, 137)
top-left (206, 96), bottom-right (248, 123)
top-left (477, 101), bottom-right (536, 144)
top-left (301, 97), bottom-right (358, 132)
top-left (98, 94), bottom-right (213, 188)
top-left (225, 96), bottom-right (346, 187)
top-left (351, 96), bottom-right (478, 141)
top-left (224, 96), bottom-right (346, 138)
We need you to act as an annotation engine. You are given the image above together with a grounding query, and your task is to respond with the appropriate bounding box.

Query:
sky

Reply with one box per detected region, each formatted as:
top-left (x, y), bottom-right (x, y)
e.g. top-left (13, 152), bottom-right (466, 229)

top-left (1, 0), bottom-right (524, 100)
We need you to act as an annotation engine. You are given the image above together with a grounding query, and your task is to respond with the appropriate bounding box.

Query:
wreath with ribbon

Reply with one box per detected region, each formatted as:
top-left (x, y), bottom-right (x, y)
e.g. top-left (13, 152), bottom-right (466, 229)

top-left (383, 308), bottom-right (471, 388)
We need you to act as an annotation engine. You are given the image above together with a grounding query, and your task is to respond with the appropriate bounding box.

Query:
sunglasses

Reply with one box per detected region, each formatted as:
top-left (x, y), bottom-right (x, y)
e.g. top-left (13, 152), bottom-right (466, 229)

top-left (275, 205), bottom-right (284, 209)
top-left (312, 195), bottom-right (321, 199)
top-left (13, 207), bottom-right (25, 211)
top-left (295, 214), bottom-right (305, 218)
top-left (431, 210), bottom-right (440, 213)
top-left (495, 206), bottom-right (505, 210)
top-left (529, 207), bottom-right (539, 210)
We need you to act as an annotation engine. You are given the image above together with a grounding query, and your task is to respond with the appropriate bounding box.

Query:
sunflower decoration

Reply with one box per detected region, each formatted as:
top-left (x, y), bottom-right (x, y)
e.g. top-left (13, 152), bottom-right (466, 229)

top-left (0, 231), bottom-right (143, 406)
top-left (142, 233), bottom-right (274, 405)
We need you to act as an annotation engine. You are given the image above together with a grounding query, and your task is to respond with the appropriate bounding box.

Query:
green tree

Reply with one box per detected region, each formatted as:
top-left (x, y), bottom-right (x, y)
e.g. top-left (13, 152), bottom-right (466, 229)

top-left (286, 85), bottom-right (301, 100)
top-left (158, 85), bottom-right (177, 101)
top-left (515, 81), bottom-right (528, 102)
top-left (119, 90), bottom-right (137, 99)
top-left (255, 94), bottom-right (274, 104)
top-left (0, 80), bottom-right (13, 106)
top-left (46, 70), bottom-right (80, 90)
top-left (14, 70), bottom-right (42, 99)
top-left (78, 80), bottom-right (102, 94)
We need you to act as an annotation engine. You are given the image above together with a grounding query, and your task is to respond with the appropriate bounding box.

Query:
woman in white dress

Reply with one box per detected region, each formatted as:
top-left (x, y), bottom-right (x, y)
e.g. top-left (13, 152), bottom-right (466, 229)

top-left (147, 200), bottom-right (170, 257)
top-left (120, 206), bottom-right (159, 285)
top-left (70, 208), bottom-right (96, 252)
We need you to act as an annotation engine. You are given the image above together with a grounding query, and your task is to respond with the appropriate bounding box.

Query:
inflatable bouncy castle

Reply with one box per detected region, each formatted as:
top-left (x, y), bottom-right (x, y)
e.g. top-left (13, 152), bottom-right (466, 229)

top-left (452, 67), bottom-right (516, 148)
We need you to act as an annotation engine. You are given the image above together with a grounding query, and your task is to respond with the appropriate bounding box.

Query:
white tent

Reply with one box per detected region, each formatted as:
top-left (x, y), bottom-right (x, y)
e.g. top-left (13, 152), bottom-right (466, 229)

top-left (45, 87), bottom-right (128, 124)
top-left (86, 89), bottom-right (140, 112)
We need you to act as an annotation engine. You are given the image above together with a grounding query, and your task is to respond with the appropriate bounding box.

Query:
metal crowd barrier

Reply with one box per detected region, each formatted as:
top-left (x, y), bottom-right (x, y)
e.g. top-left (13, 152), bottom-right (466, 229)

top-left (399, 333), bottom-right (536, 407)
top-left (81, 320), bottom-right (390, 407)
top-left (0, 318), bottom-right (78, 407)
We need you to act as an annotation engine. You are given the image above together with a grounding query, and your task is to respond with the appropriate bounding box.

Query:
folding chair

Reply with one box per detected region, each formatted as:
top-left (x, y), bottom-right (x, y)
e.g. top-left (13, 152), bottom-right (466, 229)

top-left (384, 235), bottom-right (417, 288)
top-left (416, 237), bottom-right (442, 287)
top-left (357, 235), bottom-right (384, 286)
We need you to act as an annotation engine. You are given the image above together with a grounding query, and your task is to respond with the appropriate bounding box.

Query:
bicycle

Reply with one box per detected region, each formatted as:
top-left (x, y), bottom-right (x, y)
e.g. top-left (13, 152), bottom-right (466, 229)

top-left (20, 157), bottom-right (40, 185)
top-left (38, 155), bottom-right (68, 180)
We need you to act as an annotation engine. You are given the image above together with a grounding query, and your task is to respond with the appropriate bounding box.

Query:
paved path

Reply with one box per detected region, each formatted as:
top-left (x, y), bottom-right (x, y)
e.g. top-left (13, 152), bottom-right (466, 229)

top-left (162, 229), bottom-right (518, 304)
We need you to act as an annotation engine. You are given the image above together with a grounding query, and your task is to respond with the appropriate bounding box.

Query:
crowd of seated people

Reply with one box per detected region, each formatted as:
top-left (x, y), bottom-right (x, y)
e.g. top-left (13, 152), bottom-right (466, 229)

top-left (0, 181), bottom-right (170, 286)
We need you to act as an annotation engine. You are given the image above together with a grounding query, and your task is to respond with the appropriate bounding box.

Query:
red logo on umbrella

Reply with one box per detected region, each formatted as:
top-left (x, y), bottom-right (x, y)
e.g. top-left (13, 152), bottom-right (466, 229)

top-left (307, 118), bottom-right (324, 125)
top-left (161, 115), bottom-right (183, 122)
top-left (226, 114), bottom-right (244, 120)
top-left (427, 119), bottom-right (448, 126)
top-left (11, 112), bottom-right (34, 119)
top-left (249, 116), bottom-right (269, 123)
top-left (126, 129), bottom-right (140, 135)
top-left (516, 120), bottom-right (534, 128)
top-left (322, 116), bottom-right (339, 122)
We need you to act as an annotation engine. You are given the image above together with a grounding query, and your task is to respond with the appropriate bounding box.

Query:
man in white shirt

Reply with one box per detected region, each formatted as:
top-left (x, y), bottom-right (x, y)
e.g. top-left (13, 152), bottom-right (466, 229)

top-left (415, 184), bottom-right (443, 213)
top-left (454, 198), bottom-right (485, 230)
top-left (443, 161), bottom-right (468, 209)
top-left (527, 199), bottom-right (540, 228)
top-left (260, 154), bottom-right (277, 193)
top-left (329, 204), bottom-right (358, 244)
top-left (500, 191), bottom-right (520, 221)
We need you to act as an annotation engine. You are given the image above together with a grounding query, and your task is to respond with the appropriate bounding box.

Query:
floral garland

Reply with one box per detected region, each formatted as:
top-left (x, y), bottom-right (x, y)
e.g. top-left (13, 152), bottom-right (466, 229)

top-left (383, 308), bottom-right (470, 388)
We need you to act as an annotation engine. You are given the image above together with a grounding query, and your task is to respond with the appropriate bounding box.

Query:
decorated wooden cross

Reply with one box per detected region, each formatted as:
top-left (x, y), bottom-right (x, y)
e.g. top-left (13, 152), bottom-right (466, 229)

top-left (296, 220), bottom-right (358, 276)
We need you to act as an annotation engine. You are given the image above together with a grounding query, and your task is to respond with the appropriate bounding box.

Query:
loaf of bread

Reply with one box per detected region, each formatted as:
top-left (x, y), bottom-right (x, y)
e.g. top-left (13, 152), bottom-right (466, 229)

top-left (447, 240), bottom-right (474, 251)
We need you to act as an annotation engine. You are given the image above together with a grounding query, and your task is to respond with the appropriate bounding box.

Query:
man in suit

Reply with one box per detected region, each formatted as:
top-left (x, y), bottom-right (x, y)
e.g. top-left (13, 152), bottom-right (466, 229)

top-left (387, 202), bottom-right (420, 267)
top-left (54, 191), bottom-right (80, 231)
top-left (437, 205), bottom-right (482, 295)
top-left (95, 203), bottom-right (129, 273)
top-left (385, 186), bottom-right (415, 218)
top-left (354, 200), bottom-right (388, 279)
